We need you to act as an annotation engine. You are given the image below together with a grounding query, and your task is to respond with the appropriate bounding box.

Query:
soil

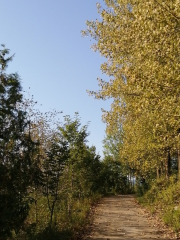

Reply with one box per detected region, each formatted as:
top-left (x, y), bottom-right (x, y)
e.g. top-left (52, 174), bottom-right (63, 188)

top-left (83, 195), bottom-right (177, 240)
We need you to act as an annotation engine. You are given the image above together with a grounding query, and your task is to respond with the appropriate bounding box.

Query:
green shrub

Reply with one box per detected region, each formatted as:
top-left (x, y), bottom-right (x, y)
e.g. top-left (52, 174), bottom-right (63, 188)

top-left (137, 175), bottom-right (180, 234)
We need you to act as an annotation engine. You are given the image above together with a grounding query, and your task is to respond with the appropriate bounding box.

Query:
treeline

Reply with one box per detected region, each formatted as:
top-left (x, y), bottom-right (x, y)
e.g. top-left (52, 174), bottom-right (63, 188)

top-left (0, 46), bottom-right (129, 240)
top-left (83, 0), bottom-right (180, 233)
top-left (83, 0), bottom-right (180, 182)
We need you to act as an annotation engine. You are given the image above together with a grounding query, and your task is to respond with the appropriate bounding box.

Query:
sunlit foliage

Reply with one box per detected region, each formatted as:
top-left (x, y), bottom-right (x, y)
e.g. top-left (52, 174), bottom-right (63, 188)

top-left (83, 0), bottom-right (180, 179)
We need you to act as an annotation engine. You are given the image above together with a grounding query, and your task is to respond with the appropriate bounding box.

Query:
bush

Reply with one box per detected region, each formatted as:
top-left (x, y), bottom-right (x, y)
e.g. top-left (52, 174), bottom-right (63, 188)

top-left (137, 175), bottom-right (180, 234)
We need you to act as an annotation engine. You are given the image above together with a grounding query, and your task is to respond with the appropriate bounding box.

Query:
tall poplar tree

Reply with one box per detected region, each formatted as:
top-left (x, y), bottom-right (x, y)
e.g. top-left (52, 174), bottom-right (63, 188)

top-left (83, 1), bottom-right (180, 178)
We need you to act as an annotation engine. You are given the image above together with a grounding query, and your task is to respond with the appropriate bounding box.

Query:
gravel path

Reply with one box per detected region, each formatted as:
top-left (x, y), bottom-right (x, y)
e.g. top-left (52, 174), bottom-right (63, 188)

top-left (85, 195), bottom-right (176, 240)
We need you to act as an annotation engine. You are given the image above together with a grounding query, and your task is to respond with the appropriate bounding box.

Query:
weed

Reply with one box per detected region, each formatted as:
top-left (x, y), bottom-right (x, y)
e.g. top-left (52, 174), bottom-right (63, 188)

top-left (137, 175), bottom-right (180, 235)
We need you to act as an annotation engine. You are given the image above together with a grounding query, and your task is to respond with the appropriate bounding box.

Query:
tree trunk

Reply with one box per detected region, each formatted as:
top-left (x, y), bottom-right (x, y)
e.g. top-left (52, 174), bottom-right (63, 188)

top-left (156, 167), bottom-right (159, 179)
top-left (178, 134), bottom-right (180, 177)
top-left (167, 149), bottom-right (171, 176)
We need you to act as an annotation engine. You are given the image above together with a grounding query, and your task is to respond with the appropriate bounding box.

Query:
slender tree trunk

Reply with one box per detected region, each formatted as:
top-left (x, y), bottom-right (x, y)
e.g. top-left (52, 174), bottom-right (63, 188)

top-left (165, 160), bottom-right (168, 179)
top-left (178, 133), bottom-right (180, 178)
top-left (165, 149), bottom-right (171, 179)
top-left (156, 167), bottom-right (159, 179)
top-left (129, 171), bottom-right (132, 192)
top-left (35, 189), bottom-right (38, 224)
top-left (50, 201), bottom-right (56, 229)
top-left (160, 161), bottom-right (164, 177)
top-left (167, 149), bottom-right (171, 176)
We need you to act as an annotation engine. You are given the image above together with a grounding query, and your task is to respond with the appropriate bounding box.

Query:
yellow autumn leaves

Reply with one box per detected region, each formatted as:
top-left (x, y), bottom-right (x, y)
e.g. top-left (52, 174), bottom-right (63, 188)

top-left (83, 0), bottom-right (180, 178)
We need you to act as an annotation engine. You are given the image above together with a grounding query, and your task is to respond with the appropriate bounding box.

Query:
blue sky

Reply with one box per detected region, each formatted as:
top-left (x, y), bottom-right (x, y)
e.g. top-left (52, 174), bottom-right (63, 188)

top-left (0, 0), bottom-right (111, 157)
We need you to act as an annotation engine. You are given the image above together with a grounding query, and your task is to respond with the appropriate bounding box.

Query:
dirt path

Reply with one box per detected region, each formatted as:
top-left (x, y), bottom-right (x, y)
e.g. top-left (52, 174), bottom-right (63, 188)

top-left (85, 195), bottom-right (176, 240)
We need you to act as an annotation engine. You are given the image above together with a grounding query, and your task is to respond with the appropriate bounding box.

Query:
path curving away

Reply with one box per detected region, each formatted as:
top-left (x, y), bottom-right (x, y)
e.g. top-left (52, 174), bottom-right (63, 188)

top-left (84, 195), bottom-right (176, 240)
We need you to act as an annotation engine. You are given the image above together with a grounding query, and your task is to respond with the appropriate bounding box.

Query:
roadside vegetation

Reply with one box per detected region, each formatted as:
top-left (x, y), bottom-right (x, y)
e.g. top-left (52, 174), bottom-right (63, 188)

top-left (83, 0), bottom-right (180, 236)
top-left (2, 0), bottom-right (180, 238)
top-left (136, 176), bottom-right (180, 236)
top-left (0, 46), bottom-right (131, 240)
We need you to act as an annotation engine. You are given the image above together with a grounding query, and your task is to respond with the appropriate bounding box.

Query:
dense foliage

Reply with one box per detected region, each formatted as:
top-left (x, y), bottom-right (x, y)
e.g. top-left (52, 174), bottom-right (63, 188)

top-left (0, 45), bottom-right (129, 240)
top-left (3, 0), bottom-right (180, 235)
top-left (83, 0), bottom-right (180, 181)
top-left (0, 46), bottom-right (39, 238)
top-left (83, 0), bottom-right (180, 234)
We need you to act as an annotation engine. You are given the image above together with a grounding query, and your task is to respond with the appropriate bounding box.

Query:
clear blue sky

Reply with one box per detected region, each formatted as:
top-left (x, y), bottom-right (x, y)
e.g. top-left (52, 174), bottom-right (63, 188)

top-left (0, 0), bottom-right (111, 157)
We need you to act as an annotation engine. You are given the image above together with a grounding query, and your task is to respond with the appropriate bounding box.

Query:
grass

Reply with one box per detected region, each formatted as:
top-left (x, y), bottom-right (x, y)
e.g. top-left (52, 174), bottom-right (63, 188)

top-left (9, 193), bottom-right (102, 240)
top-left (137, 175), bottom-right (180, 235)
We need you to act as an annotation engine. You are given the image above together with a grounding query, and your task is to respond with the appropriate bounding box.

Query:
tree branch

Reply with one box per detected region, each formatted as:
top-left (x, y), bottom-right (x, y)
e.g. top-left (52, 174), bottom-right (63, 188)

top-left (153, 0), bottom-right (180, 21)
